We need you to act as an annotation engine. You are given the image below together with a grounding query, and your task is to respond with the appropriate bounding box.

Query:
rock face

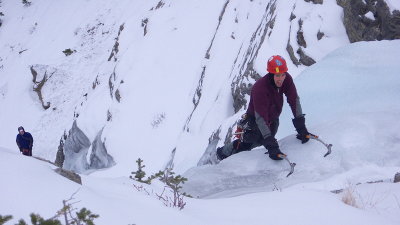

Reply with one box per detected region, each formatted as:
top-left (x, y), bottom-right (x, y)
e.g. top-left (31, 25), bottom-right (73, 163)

top-left (337, 0), bottom-right (400, 42)
top-left (54, 137), bottom-right (65, 168)
top-left (305, 0), bottom-right (323, 4)
top-left (394, 172), bottom-right (400, 183)
top-left (232, 68), bottom-right (260, 113)
top-left (231, 2), bottom-right (277, 113)
top-left (297, 48), bottom-right (316, 66)
top-left (55, 132), bottom-right (67, 167)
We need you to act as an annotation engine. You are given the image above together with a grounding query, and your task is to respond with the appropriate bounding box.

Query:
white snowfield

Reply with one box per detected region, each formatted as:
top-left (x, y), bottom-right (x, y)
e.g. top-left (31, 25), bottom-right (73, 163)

top-left (0, 0), bottom-right (351, 176)
top-left (1, 40), bottom-right (400, 225)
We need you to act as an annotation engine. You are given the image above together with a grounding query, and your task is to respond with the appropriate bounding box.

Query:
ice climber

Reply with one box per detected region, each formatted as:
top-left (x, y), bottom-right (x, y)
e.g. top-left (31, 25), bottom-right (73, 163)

top-left (16, 126), bottom-right (34, 156)
top-left (216, 55), bottom-right (311, 161)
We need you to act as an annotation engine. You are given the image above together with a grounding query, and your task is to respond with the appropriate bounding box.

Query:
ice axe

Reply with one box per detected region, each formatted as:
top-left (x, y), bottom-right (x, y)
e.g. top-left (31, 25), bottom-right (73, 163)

top-left (278, 154), bottom-right (296, 177)
top-left (306, 133), bottom-right (332, 157)
top-left (264, 152), bottom-right (296, 177)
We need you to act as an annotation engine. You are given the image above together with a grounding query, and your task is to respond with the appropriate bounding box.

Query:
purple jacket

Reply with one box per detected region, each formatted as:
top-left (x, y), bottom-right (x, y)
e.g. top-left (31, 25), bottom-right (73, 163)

top-left (246, 72), bottom-right (303, 138)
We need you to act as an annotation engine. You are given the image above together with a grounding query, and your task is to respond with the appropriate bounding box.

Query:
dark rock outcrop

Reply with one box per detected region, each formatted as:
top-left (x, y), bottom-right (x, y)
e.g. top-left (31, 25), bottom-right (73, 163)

top-left (54, 134), bottom-right (66, 167)
top-left (286, 42), bottom-right (301, 66)
top-left (297, 19), bottom-right (307, 48)
top-left (290, 12), bottom-right (296, 21)
top-left (54, 168), bottom-right (82, 185)
top-left (337, 0), bottom-right (400, 42)
top-left (33, 156), bottom-right (81, 184)
top-left (395, 172), bottom-right (400, 183)
top-left (317, 30), bottom-right (325, 40)
top-left (305, 0), bottom-right (323, 4)
top-left (231, 2), bottom-right (276, 113)
top-left (30, 65), bottom-right (51, 110)
top-left (232, 67), bottom-right (260, 112)
top-left (108, 23), bottom-right (124, 61)
top-left (297, 48), bottom-right (316, 66)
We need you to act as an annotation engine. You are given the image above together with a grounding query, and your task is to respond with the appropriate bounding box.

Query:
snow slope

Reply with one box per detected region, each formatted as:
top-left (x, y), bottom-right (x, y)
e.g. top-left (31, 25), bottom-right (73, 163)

top-left (1, 39), bottom-right (399, 225)
top-left (0, 0), bottom-right (230, 173)
top-left (0, 0), bottom-right (352, 176)
top-left (1, 1), bottom-right (400, 223)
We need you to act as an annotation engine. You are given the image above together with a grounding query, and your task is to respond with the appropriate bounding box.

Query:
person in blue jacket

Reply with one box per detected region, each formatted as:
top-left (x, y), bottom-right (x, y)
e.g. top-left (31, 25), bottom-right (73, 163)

top-left (16, 126), bottom-right (33, 156)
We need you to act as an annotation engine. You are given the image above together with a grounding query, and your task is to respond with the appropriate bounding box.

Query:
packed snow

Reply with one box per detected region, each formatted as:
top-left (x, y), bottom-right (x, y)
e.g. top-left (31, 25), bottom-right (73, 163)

top-left (0, 0), bottom-right (350, 176)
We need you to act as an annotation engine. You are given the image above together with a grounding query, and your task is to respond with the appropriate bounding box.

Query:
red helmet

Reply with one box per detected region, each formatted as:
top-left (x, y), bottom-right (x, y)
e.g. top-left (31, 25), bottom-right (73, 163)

top-left (267, 55), bottom-right (288, 74)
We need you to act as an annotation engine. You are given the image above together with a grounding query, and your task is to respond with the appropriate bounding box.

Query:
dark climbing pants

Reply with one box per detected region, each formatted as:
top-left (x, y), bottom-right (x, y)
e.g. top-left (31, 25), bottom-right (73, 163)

top-left (217, 118), bottom-right (279, 160)
top-left (22, 148), bottom-right (32, 156)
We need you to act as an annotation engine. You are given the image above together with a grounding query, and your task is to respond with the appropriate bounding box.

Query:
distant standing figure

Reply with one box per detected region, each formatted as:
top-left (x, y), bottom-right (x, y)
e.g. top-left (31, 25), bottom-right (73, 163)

top-left (16, 126), bottom-right (33, 156)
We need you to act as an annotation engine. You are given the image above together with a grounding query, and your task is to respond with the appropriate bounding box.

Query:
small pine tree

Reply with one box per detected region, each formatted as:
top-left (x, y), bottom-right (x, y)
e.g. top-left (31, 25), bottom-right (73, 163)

top-left (0, 215), bottom-right (13, 225)
top-left (0, 199), bottom-right (99, 225)
top-left (130, 158), bottom-right (146, 183)
top-left (130, 159), bottom-right (165, 184)
top-left (129, 158), bottom-right (189, 209)
top-left (16, 213), bottom-right (61, 225)
top-left (146, 170), bottom-right (164, 184)
top-left (71, 208), bottom-right (99, 225)
top-left (62, 49), bottom-right (75, 56)
top-left (15, 219), bottom-right (27, 225)
top-left (160, 167), bottom-right (189, 209)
